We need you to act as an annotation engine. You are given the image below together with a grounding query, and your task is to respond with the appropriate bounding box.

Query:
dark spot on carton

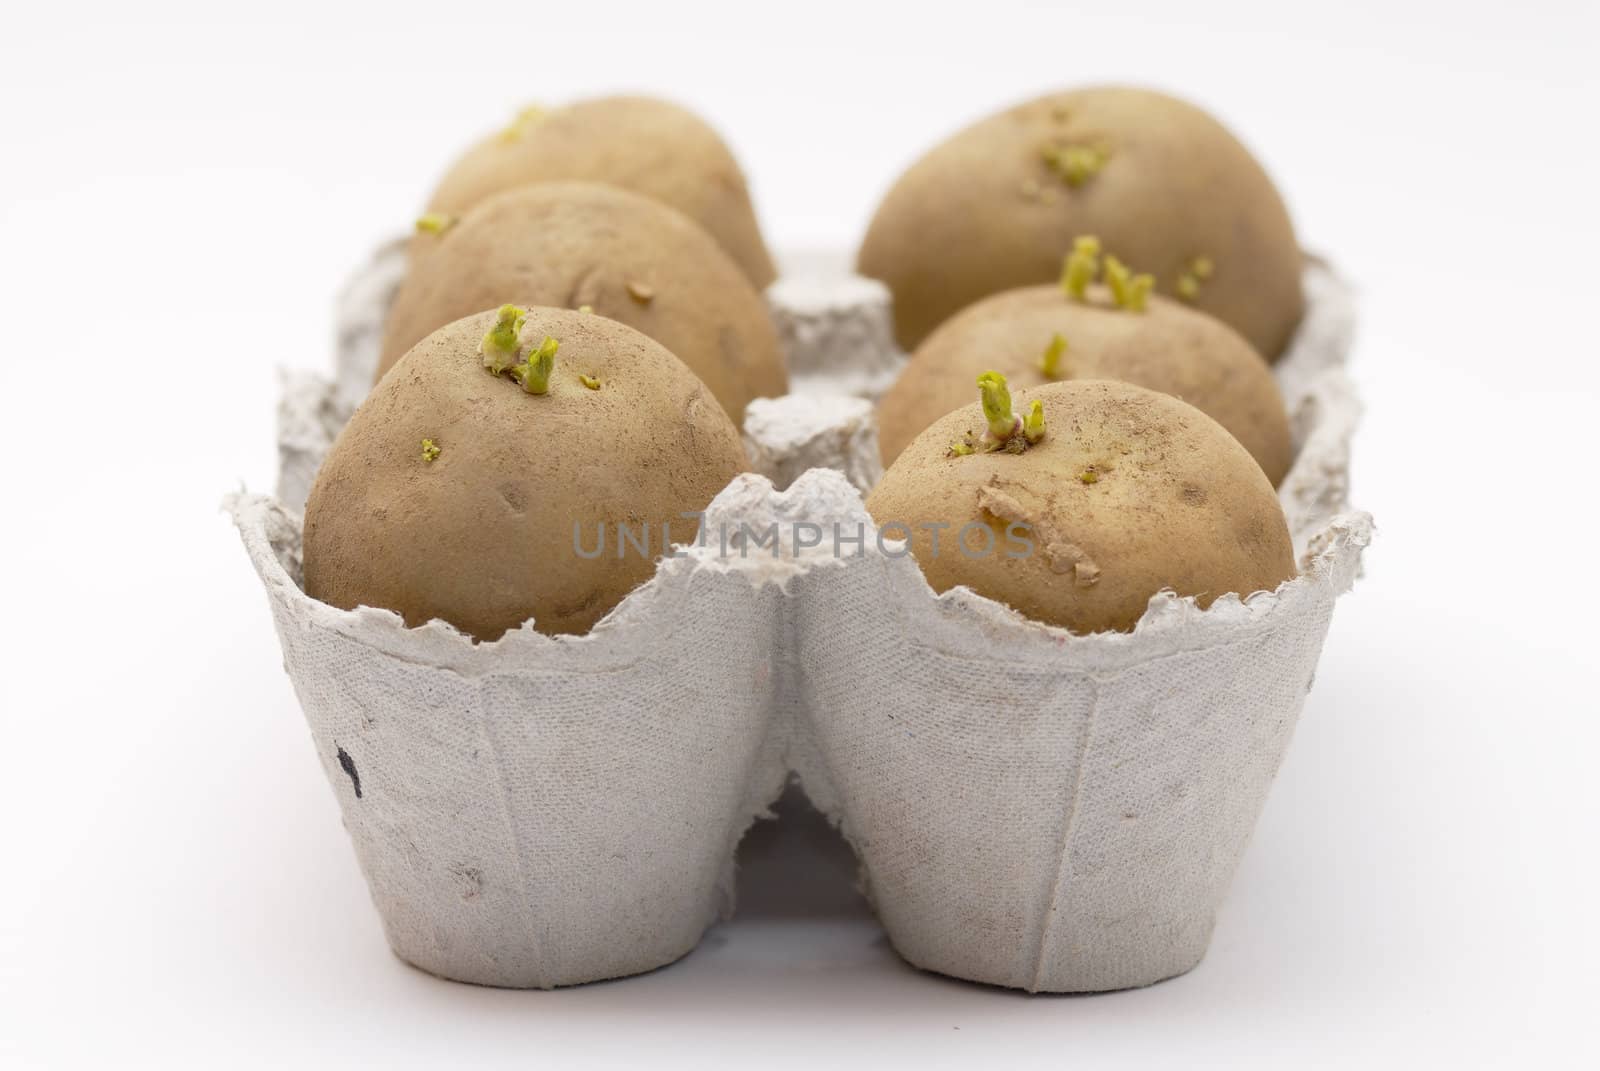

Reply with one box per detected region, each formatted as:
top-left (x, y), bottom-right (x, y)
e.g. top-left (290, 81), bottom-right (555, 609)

top-left (336, 746), bottom-right (362, 798)
top-left (450, 865), bottom-right (484, 901)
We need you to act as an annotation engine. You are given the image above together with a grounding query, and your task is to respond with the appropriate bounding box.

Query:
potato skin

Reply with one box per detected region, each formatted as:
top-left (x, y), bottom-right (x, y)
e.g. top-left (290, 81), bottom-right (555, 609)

top-left (381, 182), bottom-right (788, 425)
top-left (877, 285), bottom-right (1292, 484)
top-left (865, 380), bottom-right (1296, 635)
top-left (424, 95), bottom-right (776, 288)
top-left (305, 308), bottom-right (747, 640)
top-left (857, 87), bottom-right (1304, 359)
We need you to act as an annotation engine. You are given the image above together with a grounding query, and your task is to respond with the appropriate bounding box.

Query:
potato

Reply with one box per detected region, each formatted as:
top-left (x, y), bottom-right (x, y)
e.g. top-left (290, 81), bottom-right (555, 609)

top-left (380, 182), bottom-right (788, 425)
top-left (305, 306), bottom-right (747, 640)
top-left (857, 87), bottom-right (1304, 359)
top-left (865, 376), bottom-right (1296, 634)
top-left (877, 283), bottom-right (1291, 484)
top-left (421, 95), bottom-right (776, 288)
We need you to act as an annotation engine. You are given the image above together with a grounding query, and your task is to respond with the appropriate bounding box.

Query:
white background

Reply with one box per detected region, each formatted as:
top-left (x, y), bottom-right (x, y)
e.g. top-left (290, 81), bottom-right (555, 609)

top-left (2, 1), bottom-right (1597, 1067)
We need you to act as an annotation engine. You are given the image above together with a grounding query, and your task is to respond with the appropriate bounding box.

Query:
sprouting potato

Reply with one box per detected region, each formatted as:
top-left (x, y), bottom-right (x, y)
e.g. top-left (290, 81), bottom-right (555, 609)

top-left (380, 182), bottom-right (788, 425)
top-left (421, 95), bottom-right (776, 287)
top-left (305, 306), bottom-right (747, 639)
top-left (858, 87), bottom-right (1304, 359)
top-left (877, 270), bottom-right (1291, 484)
top-left (866, 374), bottom-right (1296, 635)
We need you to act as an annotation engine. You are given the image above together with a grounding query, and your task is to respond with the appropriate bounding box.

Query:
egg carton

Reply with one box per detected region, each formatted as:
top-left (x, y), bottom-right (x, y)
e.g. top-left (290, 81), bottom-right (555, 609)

top-left (235, 241), bottom-right (1369, 992)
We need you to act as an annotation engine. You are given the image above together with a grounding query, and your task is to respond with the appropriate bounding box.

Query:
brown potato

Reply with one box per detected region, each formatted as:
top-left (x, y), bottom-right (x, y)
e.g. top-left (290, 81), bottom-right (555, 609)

top-left (877, 284), bottom-right (1291, 484)
top-left (380, 182), bottom-right (788, 425)
top-left (422, 95), bottom-right (776, 288)
top-left (857, 86), bottom-right (1304, 359)
top-left (305, 307), bottom-right (747, 640)
top-left (866, 378), bottom-right (1296, 635)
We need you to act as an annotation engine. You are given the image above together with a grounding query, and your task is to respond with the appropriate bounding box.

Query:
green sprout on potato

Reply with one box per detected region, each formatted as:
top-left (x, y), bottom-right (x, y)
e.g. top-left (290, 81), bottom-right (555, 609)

top-left (420, 439), bottom-right (441, 462)
top-left (1105, 255), bottom-right (1154, 312)
top-left (1023, 400), bottom-right (1046, 444)
top-left (1175, 255), bottom-right (1215, 303)
top-left (414, 213), bottom-right (456, 236)
top-left (579, 374), bottom-right (601, 390)
top-left (1061, 237), bottom-right (1154, 311)
top-left (973, 370), bottom-right (1045, 452)
top-left (1042, 142), bottom-right (1111, 188)
top-left (1039, 332), bottom-right (1068, 378)
top-left (479, 305), bottom-right (563, 394)
top-left (1060, 236), bottom-right (1101, 300)
top-left (978, 370), bottom-right (1018, 441)
top-left (512, 336), bottom-right (560, 395)
top-left (949, 374), bottom-right (1046, 457)
top-left (498, 104), bottom-right (546, 144)
top-left (480, 304), bottom-right (527, 374)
